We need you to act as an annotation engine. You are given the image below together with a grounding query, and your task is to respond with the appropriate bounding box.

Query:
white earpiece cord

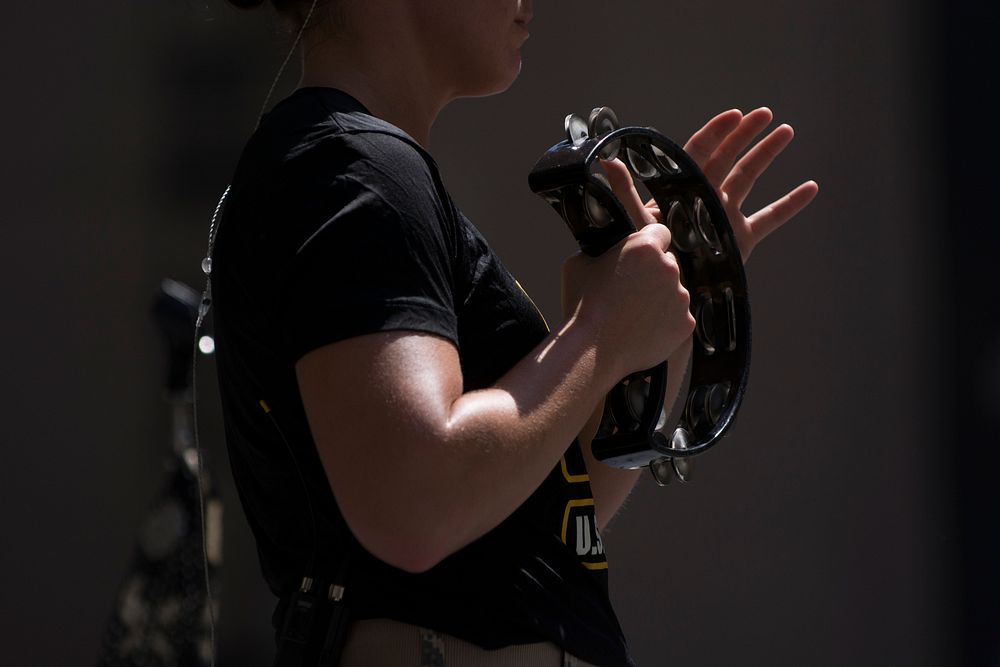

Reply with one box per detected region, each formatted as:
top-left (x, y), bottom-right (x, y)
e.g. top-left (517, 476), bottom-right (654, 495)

top-left (193, 2), bottom-right (320, 664)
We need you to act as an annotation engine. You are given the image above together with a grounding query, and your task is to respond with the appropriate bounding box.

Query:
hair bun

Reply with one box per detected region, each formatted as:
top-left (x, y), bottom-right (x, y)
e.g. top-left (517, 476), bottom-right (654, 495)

top-left (227, 0), bottom-right (267, 8)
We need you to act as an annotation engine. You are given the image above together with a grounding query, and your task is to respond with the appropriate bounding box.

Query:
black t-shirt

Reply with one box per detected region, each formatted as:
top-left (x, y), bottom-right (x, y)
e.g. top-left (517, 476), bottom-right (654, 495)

top-left (213, 87), bottom-right (632, 666)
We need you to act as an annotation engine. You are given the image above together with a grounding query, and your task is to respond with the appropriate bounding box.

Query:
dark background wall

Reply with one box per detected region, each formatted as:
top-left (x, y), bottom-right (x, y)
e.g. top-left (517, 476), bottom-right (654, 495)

top-left (1, 0), bottom-right (991, 665)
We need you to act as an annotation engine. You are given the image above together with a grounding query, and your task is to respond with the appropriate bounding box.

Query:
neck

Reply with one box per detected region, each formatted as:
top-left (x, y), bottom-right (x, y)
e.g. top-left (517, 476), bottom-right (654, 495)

top-left (298, 21), bottom-right (453, 148)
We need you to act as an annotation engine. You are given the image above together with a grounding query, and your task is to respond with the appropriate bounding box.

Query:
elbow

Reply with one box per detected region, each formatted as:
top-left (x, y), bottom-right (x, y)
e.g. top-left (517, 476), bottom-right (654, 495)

top-left (323, 435), bottom-right (470, 574)
top-left (377, 545), bottom-right (445, 575)
top-left (343, 510), bottom-right (454, 574)
top-left (363, 532), bottom-right (446, 574)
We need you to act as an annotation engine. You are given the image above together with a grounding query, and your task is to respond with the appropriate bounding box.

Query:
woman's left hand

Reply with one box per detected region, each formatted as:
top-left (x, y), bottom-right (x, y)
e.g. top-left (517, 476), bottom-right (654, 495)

top-left (602, 107), bottom-right (819, 264)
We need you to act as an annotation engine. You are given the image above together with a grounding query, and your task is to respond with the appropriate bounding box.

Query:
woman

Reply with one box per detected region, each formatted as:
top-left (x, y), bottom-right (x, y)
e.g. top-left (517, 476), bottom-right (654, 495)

top-left (213, 1), bottom-right (818, 665)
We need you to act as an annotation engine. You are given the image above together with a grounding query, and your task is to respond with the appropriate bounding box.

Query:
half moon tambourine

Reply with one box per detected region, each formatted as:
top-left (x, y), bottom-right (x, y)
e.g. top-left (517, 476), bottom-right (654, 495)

top-left (528, 107), bottom-right (751, 484)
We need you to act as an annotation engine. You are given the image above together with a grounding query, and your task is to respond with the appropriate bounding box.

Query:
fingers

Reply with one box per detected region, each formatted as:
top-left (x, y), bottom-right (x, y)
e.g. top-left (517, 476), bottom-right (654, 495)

top-left (683, 109), bottom-right (743, 169)
top-left (723, 123), bottom-right (796, 209)
top-left (745, 180), bottom-right (819, 245)
top-left (635, 216), bottom-right (672, 252)
top-left (601, 158), bottom-right (658, 228)
top-left (700, 107), bottom-right (774, 186)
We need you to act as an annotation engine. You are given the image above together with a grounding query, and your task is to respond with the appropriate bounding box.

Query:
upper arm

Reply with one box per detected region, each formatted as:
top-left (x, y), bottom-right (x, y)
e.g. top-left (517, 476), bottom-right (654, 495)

top-left (280, 135), bottom-right (466, 570)
top-left (295, 330), bottom-right (464, 571)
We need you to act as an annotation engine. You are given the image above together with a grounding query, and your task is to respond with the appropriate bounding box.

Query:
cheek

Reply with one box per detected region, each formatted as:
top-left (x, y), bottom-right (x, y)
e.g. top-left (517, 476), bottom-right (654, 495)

top-left (426, 4), bottom-right (524, 95)
top-left (461, 31), bottom-right (523, 95)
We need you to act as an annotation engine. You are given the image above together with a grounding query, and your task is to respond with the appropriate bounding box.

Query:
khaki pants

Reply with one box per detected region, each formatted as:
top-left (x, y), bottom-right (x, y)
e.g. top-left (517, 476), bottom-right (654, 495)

top-left (340, 619), bottom-right (602, 667)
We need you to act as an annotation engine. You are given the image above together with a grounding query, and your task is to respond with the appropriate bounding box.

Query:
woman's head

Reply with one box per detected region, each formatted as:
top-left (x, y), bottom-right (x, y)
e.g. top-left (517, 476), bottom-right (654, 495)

top-left (228, 0), bottom-right (532, 100)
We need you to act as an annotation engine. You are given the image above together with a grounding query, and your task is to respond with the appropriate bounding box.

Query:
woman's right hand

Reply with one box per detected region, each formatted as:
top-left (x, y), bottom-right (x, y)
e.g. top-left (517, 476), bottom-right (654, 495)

top-left (562, 220), bottom-right (695, 379)
top-left (561, 155), bottom-right (695, 378)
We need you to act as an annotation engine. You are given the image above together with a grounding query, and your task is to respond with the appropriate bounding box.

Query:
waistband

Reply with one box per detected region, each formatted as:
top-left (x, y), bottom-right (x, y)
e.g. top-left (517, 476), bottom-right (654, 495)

top-left (340, 618), bottom-right (601, 667)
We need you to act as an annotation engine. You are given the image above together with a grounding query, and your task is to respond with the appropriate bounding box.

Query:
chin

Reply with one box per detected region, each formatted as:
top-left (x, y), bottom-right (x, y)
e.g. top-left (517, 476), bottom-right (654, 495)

top-left (463, 56), bottom-right (523, 99)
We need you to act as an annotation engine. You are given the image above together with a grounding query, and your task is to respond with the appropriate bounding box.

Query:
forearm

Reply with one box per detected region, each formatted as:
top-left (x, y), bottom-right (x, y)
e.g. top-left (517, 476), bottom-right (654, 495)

top-left (441, 323), bottom-right (607, 523)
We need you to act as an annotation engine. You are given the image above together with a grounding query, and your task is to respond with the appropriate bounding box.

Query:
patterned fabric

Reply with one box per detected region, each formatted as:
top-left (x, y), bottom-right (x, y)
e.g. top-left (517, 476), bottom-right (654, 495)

top-left (96, 455), bottom-right (222, 666)
top-left (338, 619), bottom-right (603, 667)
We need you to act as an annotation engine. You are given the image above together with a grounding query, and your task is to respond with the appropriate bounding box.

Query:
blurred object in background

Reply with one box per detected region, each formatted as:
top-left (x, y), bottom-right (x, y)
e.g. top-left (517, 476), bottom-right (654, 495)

top-left (96, 279), bottom-right (222, 667)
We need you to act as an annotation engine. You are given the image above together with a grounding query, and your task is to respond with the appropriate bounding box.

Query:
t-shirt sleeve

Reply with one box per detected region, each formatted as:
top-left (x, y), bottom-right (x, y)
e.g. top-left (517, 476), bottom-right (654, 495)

top-left (279, 138), bottom-right (459, 361)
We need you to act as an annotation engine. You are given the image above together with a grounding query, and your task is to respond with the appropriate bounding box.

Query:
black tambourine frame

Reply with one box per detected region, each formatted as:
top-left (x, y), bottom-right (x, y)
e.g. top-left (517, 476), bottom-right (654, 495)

top-left (528, 108), bottom-right (752, 484)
